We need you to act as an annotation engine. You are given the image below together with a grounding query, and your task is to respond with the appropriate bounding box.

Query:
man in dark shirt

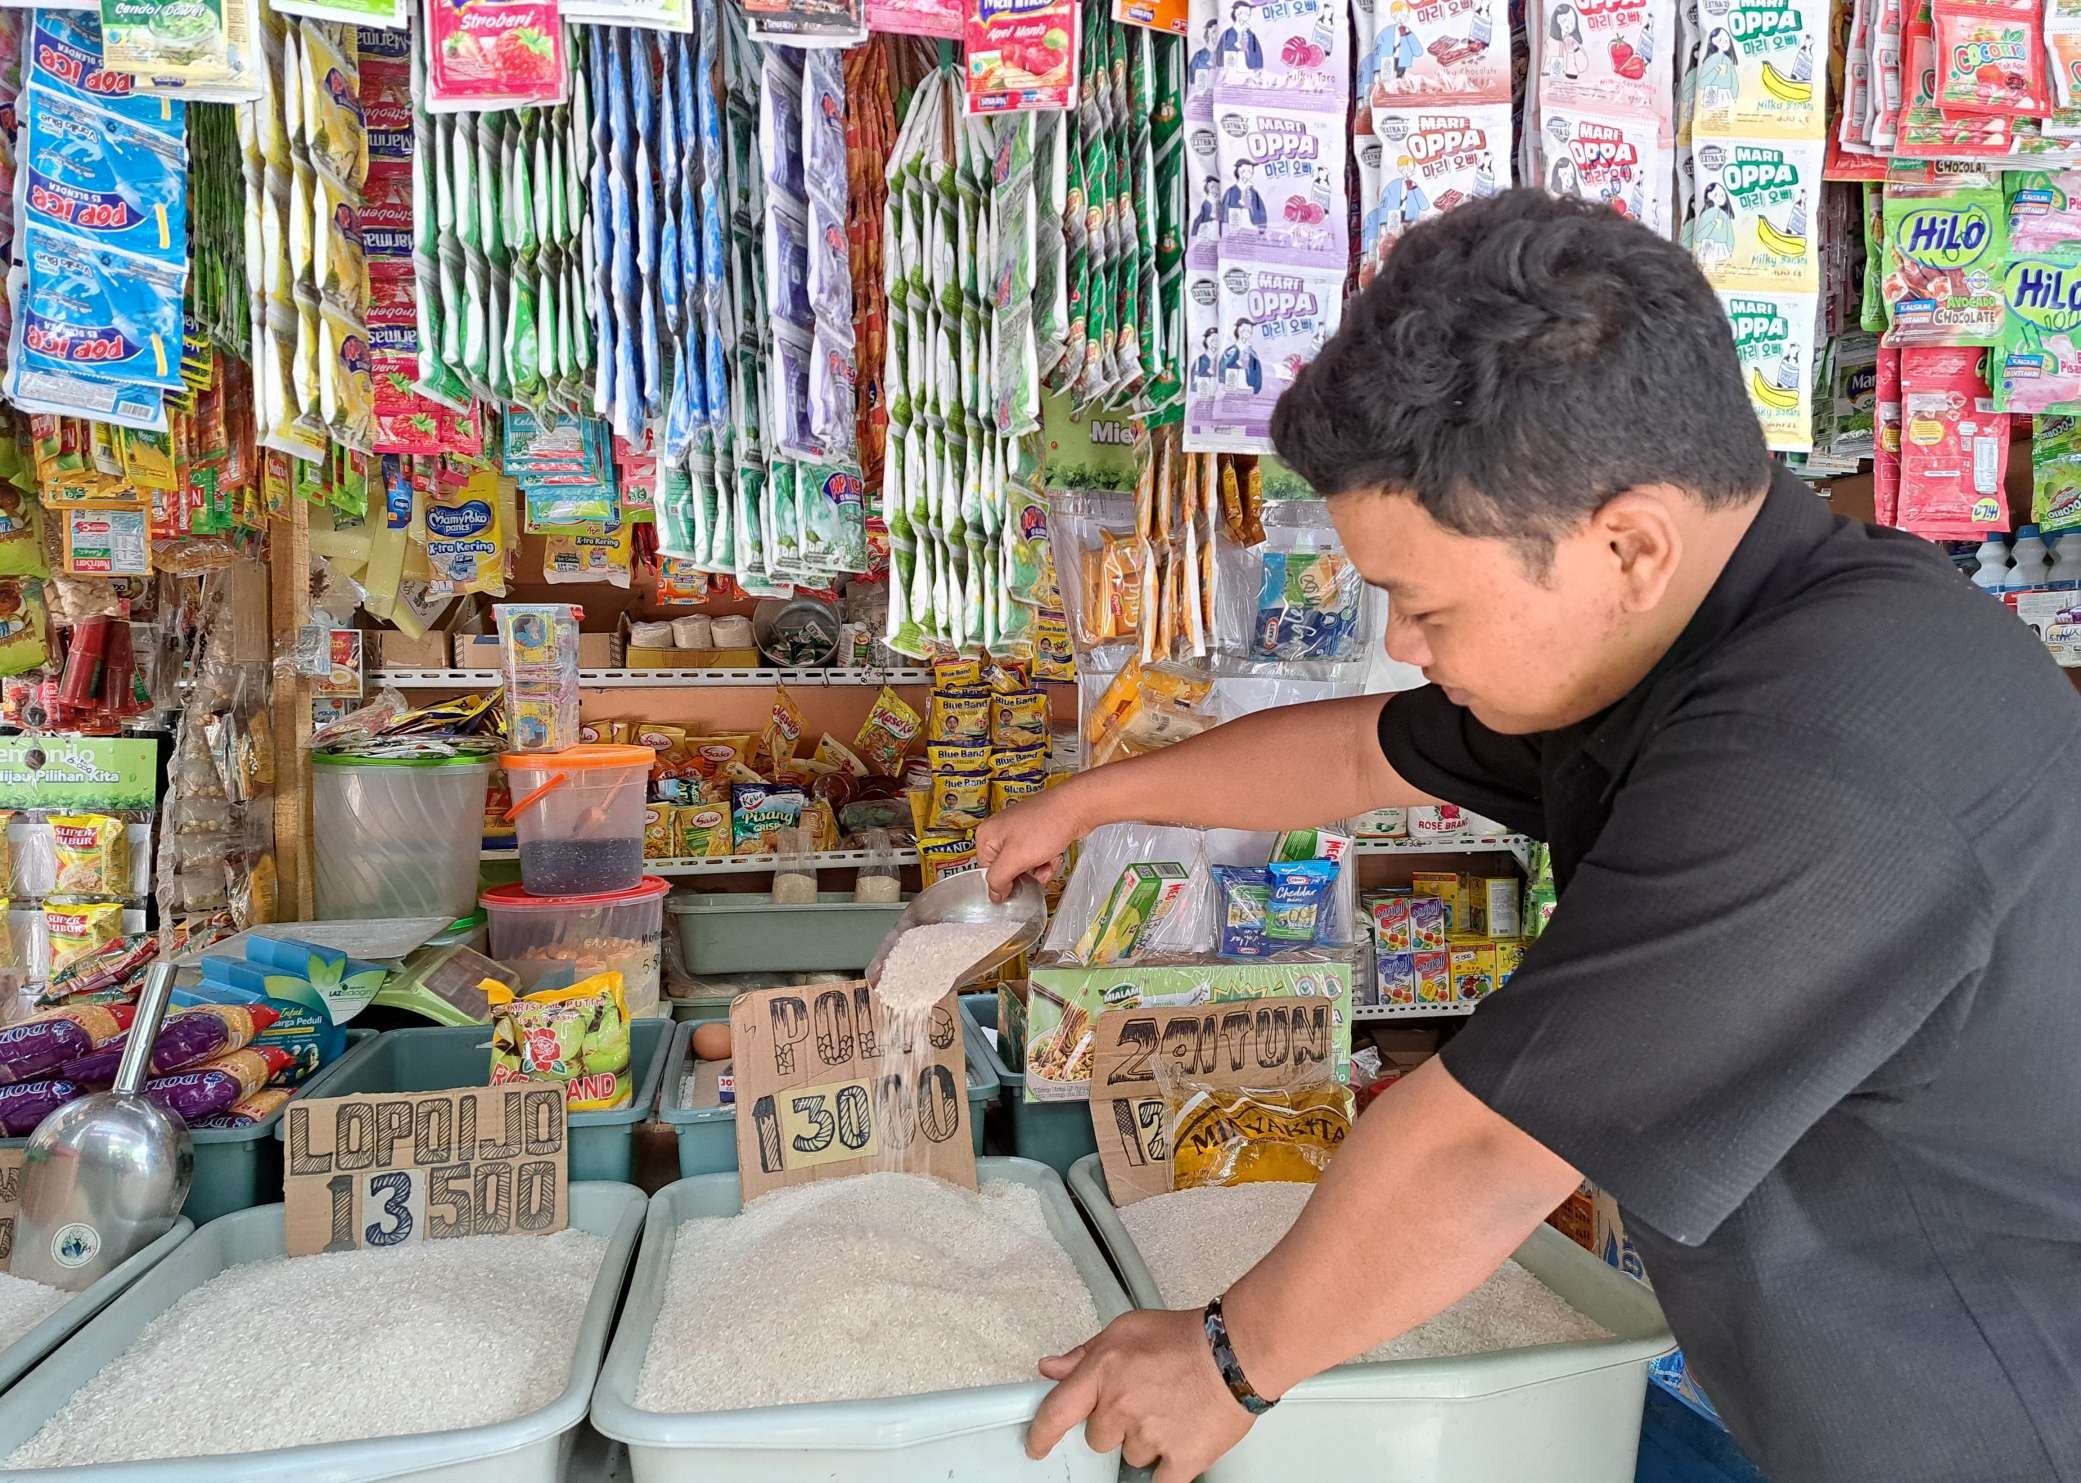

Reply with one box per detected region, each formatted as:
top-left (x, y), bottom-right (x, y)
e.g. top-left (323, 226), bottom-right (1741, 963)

top-left (977, 189), bottom-right (2081, 1483)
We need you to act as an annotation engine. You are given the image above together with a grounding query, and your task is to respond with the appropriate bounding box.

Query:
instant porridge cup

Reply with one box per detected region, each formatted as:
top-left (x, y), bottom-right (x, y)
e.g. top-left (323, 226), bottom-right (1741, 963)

top-left (482, 877), bottom-right (671, 1018)
top-left (502, 744), bottom-right (655, 895)
top-left (310, 752), bottom-right (495, 920)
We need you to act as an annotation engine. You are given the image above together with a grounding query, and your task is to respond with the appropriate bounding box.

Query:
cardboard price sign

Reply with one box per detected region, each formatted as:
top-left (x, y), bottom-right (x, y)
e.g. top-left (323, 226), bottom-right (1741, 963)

top-left (282, 1085), bottom-right (569, 1256)
top-left (1088, 996), bottom-right (1334, 1206)
top-left (731, 981), bottom-right (976, 1201)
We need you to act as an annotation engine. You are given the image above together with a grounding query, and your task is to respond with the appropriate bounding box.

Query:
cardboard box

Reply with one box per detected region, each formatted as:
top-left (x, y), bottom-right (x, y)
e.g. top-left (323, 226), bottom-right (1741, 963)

top-left (1075, 861), bottom-right (1191, 964)
top-left (1408, 896), bottom-right (1448, 951)
top-left (374, 629), bottom-right (449, 669)
top-left (1480, 876), bottom-right (1522, 938)
top-left (1411, 872), bottom-right (1464, 934)
top-left (1412, 949), bottom-right (1452, 1004)
top-left (1376, 950), bottom-right (1416, 1006)
top-left (1449, 942), bottom-right (1495, 1003)
top-left (454, 632), bottom-right (614, 667)
top-left (1371, 896), bottom-right (1412, 952)
top-left (624, 645), bottom-right (761, 669)
top-left (1495, 938), bottom-right (1528, 988)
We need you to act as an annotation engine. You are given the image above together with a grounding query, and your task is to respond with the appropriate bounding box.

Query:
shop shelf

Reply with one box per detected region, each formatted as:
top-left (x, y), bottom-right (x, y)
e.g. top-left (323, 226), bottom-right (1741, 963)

top-left (959, 994), bottom-right (1096, 1174)
top-left (658, 1015), bottom-right (998, 1177)
top-left (0, 1219), bottom-right (191, 1396)
top-left (0, 1028), bottom-right (381, 1228)
top-left (589, 1159), bottom-right (1129, 1482)
top-left (666, 891), bottom-right (905, 975)
top-left (1352, 1000), bottom-right (1481, 1021)
top-left (0, 1185), bottom-right (645, 1482)
top-left (484, 847), bottom-right (922, 878)
top-left (376, 665), bottom-right (935, 689)
top-left (1067, 1154), bottom-right (1675, 1483)
top-left (278, 1021), bottom-right (672, 1184)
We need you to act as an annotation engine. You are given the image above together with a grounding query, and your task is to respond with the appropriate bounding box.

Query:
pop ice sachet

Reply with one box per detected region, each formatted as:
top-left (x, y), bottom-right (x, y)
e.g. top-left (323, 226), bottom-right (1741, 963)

top-left (13, 223), bottom-right (185, 391)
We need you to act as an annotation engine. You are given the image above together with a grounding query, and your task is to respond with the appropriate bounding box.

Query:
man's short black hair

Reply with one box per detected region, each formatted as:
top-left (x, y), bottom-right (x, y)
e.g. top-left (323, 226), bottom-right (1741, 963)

top-left (1271, 190), bottom-right (1769, 555)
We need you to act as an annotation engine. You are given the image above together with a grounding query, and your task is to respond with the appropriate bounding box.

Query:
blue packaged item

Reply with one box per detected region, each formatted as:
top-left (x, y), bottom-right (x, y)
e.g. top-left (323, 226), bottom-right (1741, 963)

top-left (250, 999), bottom-right (347, 1086)
top-left (1252, 550), bottom-right (1364, 662)
top-left (1214, 865), bottom-right (1272, 958)
top-left (20, 88), bottom-right (189, 265)
top-left (13, 223), bottom-right (185, 390)
top-left (1265, 858), bottom-right (1339, 943)
top-left (26, 12), bottom-right (185, 136)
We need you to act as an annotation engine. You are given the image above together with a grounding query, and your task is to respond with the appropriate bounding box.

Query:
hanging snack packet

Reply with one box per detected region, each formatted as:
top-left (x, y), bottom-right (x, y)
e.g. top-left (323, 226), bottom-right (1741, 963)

top-left (19, 89), bottom-right (189, 266)
top-left (853, 685), bottom-right (922, 775)
top-left (1210, 104), bottom-right (1349, 273)
top-left (1933, 0), bottom-right (2048, 116)
top-left (1688, 139), bottom-right (1824, 296)
top-left (1995, 255), bottom-right (2081, 412)
top-left (1368, 0), bottom-right (1511, 106)
top-left (1252, 550), bottom-right (1364, 661)
top-left (46, 901), bottom-right (124, 974)
top-left (990, 688), bottom-right (1049, 748)
top-left (1882, 177), bottom-right (2007, 345)
top-left (2034, 415), bottom-right (2081, 531)
top-left (1536, 103), bottom-right (1670, 236)
top-left (1720, 289), bottom-right (1818, 452)
top-left (487, 970), bottom-right (632, 1114)
top-left (1364, 105), bottom-right (1512, 260)
top-left (1899, 345), bottom-right (2009, 531)
top-left (1688, 0), bottom-right (1823, 138)
top-left (761, 683), bottom-right (807, 768)
top-left (927, 771), bottom-right (990, 830)
top-left (50, 815), bottom-right (131, 896)
top-left (928, 686), bottom-right (990, 743)
top-left (2006, 170), bottom-right (2081, 254)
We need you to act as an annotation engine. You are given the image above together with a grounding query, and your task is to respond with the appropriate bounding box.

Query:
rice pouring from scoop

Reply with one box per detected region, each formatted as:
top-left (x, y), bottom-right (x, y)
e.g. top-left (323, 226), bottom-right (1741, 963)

top-left (867, 921), bottom-right (1016, 1172)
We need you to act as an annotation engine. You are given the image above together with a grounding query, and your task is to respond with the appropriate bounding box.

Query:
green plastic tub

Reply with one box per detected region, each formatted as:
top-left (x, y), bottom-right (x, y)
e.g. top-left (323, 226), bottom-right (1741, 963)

top-left (0, 1185), bottom-right (646, 1482)
top-left (0, 1028), bottom-right (381, 1228)
top-left (0, 1218), bottom-right (191, 1395)
top-left (659, 1015), bottom-right (1000, 1177)
top-left (960, 994), bottom-right (1095, 1174)
top-left (591, 1159), bottom-right (1129, 1482)
top-left (276, 1020), bottom-right (672, 1183)
top-left (666, 892), bottom-right (905, 975)
top-left (1067, 1155), bottom-right (1675, 1483)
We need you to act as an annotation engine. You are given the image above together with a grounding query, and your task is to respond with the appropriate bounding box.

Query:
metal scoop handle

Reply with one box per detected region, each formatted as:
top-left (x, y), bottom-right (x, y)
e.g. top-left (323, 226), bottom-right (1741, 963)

top-left (114, 963), bottom-right (179, 1094)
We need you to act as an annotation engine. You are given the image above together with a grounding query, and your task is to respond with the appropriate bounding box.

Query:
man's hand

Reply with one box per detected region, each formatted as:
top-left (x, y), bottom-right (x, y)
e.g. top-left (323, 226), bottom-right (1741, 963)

top-left (974, 785), bottom-right (1084, 901)
top-left (1025, 1308), bottom-right (1256, 1481)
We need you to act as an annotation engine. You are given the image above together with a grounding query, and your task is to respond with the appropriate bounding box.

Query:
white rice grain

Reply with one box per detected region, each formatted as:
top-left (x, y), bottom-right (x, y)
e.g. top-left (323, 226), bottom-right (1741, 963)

top-left (0, 1273), bottom-right (66, 1353)
top-left (636, 1172), bottom-right (1100, 1413)
top-left (875, 922), bottom-right (1015, 1018)
top-left (8, 1229), bottom-right (608, 1469)
top-left (1119, 1182), bottom-right (1610, 1361)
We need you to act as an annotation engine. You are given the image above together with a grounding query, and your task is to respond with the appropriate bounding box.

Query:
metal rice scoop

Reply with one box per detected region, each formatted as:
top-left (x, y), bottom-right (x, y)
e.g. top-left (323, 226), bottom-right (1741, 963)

top-left (865, 872), bottom-right (1046, 990)
top-left (13, 964), bottom-right (194, 1291)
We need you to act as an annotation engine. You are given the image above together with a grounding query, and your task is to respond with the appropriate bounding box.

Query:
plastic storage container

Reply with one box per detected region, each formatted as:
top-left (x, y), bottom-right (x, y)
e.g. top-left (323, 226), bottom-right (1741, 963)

top-left (0, 1028), bottom-right (380, 1227)
top-left (281, 1021), bottom-right (672, 1183)
top-left (0, 1185), bottom-right (645, 1481)
top-left (1068, 1155), bottom-right (1674, 1483)
top-left (0, 1219), bottom-right (190, 1395)
top-left (960, 994), bottom-right (1095, 1174)
top-left (502, 744), bottom-right (654, 895)
top-left (590, 1159), bottom-right (1128, 1482)
top-left (484, 877), bottom-right (670, 1018)
top-left (658, 1015), bottom-right (999, 1177)
top-left (666, 892), bottom-right (906, 975)
top-left (311, 753), bottom-right (494, 920)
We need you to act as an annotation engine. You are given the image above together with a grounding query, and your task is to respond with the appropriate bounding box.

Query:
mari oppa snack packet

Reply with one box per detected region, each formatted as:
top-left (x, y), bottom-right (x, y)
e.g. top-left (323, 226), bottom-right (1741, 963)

top-left (1363, 105), bottom-right (1511, 265)
top-left (1538, 0), bottom-right (1675, 123)
top-left (1366, 0), bottom-right (1513, 107)
top-left (1690, 139), bottom-right (1824, 295)
top-left (1719, 290), bottom-right (1818, 452)
top-left (1536, 103), bottom-right (1671, 235)
top-left (1689, 0), bottom-right (1826, 139)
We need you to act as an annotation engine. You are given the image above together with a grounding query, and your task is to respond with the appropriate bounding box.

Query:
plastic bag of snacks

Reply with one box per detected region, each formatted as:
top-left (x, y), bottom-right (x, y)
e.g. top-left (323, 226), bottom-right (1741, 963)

top-left (60, 1005), bottom-right (280, 1086)
top-left (144, 1048), bottom-right (296, 1125)
top-left (486, 970), bottom-right (633, 1113)
top-left (0, 1004), bottom-right (135, 1084)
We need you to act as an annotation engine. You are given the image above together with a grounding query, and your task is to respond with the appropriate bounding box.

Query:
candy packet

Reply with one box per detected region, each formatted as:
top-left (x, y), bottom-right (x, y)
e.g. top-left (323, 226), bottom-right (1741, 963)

top-left (1933, 0), bottom-right (2047, 117)
top-left (1368, 0), bottom-right (1512, 107)
top-left (1535, 102), bottom-right (1670, 235)
top-left (1689, 0), bottom-right (1824, 138)
top-left (1199, 263), bottom-right (1344, 452)
top-left (1210, 0), bottom-right (1348, 115)
top-left (18, 89), bottom-right (189, 267)
top-left (1899, 344), bottom-right (2009, 531)
top-left (1210, 105), bottom-right (1348, 272)
top-left (487, 970), bottom-right (632, 1113)
top-left (1364, 104), bottom-right (1511, 262)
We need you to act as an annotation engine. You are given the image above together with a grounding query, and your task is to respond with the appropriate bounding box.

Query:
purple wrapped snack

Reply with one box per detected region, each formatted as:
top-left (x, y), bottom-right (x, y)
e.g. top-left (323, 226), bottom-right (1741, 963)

top-left (141, 1048), bottom-right (292, 1125)
top-left (0, 1078), bottom-right (85, 1135)
top-left (60, 1005), bottom-right (279, 1087)
top-left (0, 1005), bottom-right (134, 1085)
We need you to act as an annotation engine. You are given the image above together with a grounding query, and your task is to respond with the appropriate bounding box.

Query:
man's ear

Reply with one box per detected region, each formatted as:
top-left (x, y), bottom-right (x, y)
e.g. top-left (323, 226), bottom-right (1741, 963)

top-left (1594, 489), bottom-right (1684, 614)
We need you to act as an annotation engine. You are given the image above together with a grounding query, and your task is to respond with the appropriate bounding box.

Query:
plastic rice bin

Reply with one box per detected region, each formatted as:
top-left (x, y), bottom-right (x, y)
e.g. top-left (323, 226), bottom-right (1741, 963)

top-left (279, 1022), bottom-right (671, 1183)
top-left (484, 876), bottom-right (669, 1017)
top-left (590, 1158), bottom-right (1130, 1483)
top-left (0, 1219), bottom-right (190, 1396)
top-left (0, 1028), bottom-right (380, 1228)
top-left (665, 893), bottom-right (907, 976)
top-left (311, 753), bottom-right (495, 921)
top-left (659, 1015), bottom-right (999, 1177)
top-left (1067, 1155), bottom-right (1676, 1483)
top-left (961, 995), bottom-right (1096, 1174)
top-left (0, 1184), bottom-right (645, 1482)
top-left (502, 744), bottom-right (654, 896)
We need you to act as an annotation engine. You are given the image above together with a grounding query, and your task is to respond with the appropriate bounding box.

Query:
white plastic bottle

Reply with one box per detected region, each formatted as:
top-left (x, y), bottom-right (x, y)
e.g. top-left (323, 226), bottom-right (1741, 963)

top-left (1973, 535), bottom-right (2012, 591)
top-left (2005, 525), bottom-right (2051, 591)
top-left (2051, 532), bottom-right (2081, 591)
